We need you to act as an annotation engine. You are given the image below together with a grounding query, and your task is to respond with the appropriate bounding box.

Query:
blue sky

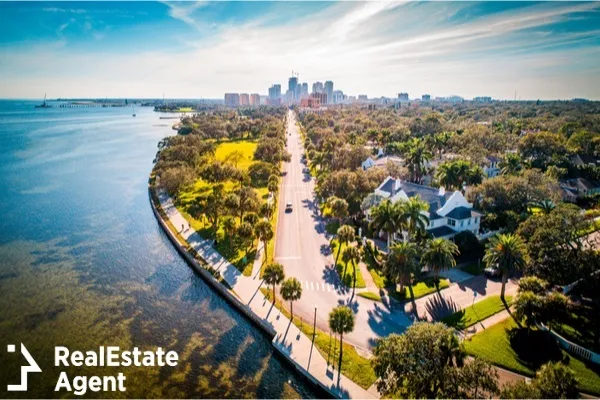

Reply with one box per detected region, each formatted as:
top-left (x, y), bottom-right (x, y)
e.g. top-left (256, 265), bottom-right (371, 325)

top-left (1, 1), bottom-right (599, 100)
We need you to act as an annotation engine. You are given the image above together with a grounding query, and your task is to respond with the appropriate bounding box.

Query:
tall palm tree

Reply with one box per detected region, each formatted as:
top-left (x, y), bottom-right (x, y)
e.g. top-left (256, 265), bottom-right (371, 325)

top-left (336, 225), bottom-right (355, 268)
top-left (405, 139), bottom-right (433, 183)
top-left (263, 263), bottom-right (285, 304)
top-left (421, 238), bottom-right (459, 288)
top-left (281, 277), bottom-right (303, 318)
top-left (435, 162), bottom-right (461, 190)
top-left (222, 216), bottom-right (237, 248)
top-left (369, 199), bottom-right (399, 248)
top-left (384, 242), bottom-right (421, 318)
top-left (483, 233), bottom-right (529, 302)
top-left (254, 220), bottom-right (274, 261)
top-left (328, 196), bottom-right (349, 224)
top-left (328, 305), bottom-right (355, 387)
top-left (499, 153), bottom-right (523, 176)
top-left (341, 246), bottom-right (360, 296)
top-left (397, 196), bottom-right (429, 242)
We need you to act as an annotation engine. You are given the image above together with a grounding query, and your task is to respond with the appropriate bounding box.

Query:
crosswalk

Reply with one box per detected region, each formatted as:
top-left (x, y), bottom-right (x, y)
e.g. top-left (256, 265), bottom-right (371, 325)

top-left (298, 280), bottom-right (339, 292)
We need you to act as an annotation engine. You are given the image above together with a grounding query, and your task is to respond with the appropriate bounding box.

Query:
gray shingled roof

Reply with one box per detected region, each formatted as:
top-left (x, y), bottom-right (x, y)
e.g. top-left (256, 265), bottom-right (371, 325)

top-left (429, 226), bottom-right (456, 238)
top-left (378, 178), bottom-right (451, 209)
top-left (444, 206), bottom-right (473, 220)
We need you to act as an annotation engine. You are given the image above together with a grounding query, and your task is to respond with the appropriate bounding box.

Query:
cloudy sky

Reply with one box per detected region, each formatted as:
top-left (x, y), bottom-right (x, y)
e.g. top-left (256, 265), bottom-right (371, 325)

top-left (1, 1), bottom-right (599, 100)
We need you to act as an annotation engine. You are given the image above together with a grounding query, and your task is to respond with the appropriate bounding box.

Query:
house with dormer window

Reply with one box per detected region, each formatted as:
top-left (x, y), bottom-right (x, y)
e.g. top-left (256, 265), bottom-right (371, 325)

top-left (364, 177), bottom-right (483, 240)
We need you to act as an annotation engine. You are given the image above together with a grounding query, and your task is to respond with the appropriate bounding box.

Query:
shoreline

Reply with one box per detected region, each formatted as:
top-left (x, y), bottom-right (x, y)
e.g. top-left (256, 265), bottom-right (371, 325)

top-left (147, 182), bottom-right (373, 399)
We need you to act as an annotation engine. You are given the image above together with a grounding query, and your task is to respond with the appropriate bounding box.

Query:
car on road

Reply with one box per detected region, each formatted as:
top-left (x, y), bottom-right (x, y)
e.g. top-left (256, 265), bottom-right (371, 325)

top-left (484, 266), bottom-right (501, 278)
top-left (285, 201), bottom-right (293, 212)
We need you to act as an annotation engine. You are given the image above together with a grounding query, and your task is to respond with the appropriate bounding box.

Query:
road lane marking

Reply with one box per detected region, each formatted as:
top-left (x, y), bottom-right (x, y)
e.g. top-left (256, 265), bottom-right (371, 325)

top-left (275, 256), bottom-right (301, 260)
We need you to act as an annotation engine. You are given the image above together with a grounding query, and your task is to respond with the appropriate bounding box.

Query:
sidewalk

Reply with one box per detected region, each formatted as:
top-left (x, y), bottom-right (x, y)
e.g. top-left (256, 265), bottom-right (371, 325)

top-left (157, 191), bottom-right (375, 399)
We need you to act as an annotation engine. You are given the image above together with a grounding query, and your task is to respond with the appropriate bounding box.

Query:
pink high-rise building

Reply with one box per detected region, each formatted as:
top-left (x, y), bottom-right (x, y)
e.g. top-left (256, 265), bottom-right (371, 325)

top-left (250, 93), bottom-right (260, 106)
top-left (240, 93), bottom-right (250, 106)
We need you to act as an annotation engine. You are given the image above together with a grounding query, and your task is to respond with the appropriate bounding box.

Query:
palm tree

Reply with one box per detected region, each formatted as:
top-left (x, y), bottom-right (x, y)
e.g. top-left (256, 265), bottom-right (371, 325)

top-left (405, 139), bottom-right (432, 183)
top-left (328, 196), bottom-right (349, 224)
top-left (529, 199), bottom-right (555, 215)
top-left (255, 220), bottom-right (274, 262)
top-left (483, 233), bottom-right (529, 302)
top-left (384, 242), bottom-right (421, 318)
top-left (397, 196), bottom-right (429, 242)
top-left (328, 305), bottom-right (355, 387)
top-left (499, 153), bottom-right (523, 176)
top-left (341, 246), bottom-right (360, 295)
top-left (336, 225), bottom-right (355, 268)
top-left (263, 263), bottom-right (285, 304)
top-left (369, 199), bottom-right (399, 248)
top-left (421, 238), bottom-right (459, 288)
top-left (281, 277), bottom-right (303, 318)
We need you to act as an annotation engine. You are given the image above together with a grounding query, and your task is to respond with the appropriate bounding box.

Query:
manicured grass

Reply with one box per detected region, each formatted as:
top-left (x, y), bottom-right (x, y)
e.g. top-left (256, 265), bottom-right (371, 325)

top-left (464, 317), bottom-right (600, 396)
top-left (331, 240), bottom-right (366, 289)
top-left (363, 248), bottom-right (388, 289)
top-left (260, 288), bottom-right (376, 389)
top-left (214, 140), bottom-right (258, 170)
top-left (357, 291), bottom-right (382, 302)
top-left (460, 260), bottom-right (485, 276)
top-left (553, 306), bottom-right (600, 353)
top-left (389, 278), bottom-right (450, 302)
top-left (442, 295), bottom-right (512, 329)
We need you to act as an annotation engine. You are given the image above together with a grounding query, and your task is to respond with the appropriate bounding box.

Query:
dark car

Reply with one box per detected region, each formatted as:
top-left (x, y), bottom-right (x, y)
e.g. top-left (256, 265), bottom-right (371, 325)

top-left (484, 266), bottom-right (501, 278)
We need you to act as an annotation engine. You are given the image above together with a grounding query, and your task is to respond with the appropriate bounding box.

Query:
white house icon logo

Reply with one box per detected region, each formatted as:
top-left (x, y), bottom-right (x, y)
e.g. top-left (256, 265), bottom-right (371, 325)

top-left (7, 343), bottom-right (42, 391)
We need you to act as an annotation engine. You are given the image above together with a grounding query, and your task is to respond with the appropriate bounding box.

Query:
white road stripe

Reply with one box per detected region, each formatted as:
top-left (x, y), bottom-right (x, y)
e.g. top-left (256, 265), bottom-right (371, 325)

top-left (310, 282), bottom-right (314, 290)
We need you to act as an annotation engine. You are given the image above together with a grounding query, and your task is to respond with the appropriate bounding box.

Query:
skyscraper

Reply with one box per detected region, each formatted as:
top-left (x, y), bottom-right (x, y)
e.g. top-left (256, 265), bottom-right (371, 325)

top-left (224, 93), bottom-right (240, 107)
top-left (268, 84), bottom-right (281, 100)
top-left (312, 81), bottom-right (323, 94)
top-left (288, 76), bottom-right (298, 100)
top-left (301, 82), bottom-right (308, 98)
top-left (398, 92), bottom-right (409, 102)
top-left (324, 81), bottom-right (334, 104)
top-left (240, 93), bottom-right (249, 106)
top-left (250, 93), bottom-right (260, 106)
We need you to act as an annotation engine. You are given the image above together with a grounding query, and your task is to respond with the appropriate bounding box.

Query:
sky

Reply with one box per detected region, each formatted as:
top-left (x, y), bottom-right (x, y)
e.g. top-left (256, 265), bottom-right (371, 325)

top-left (0, 1), bottom-right (599, 100)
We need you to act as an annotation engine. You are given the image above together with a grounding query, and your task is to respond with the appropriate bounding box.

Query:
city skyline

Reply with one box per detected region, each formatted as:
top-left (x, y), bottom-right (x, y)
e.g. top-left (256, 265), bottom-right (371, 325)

top-left (1, 1), bottom-right (600, 100)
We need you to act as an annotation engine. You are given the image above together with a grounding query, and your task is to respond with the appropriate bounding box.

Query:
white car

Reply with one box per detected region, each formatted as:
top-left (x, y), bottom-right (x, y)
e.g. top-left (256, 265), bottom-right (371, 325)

top-left (285, 201), bottom-right (293, 212)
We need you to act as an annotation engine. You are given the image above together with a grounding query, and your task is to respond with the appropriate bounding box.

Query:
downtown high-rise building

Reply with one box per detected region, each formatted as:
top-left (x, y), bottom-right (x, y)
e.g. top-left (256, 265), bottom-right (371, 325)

top-left (301, 82), bottom-right (308, 98)
top-left (398, 92), bottom-right (409, 102)
top-left (268, 84), bottom-right (281, 100)
top-left (224, 93), bottom-right (240, 107)
top-left (324, 81), bottom-right (334, 104)
top-left (250, 93), bottom-right (260, 106)
top-left (288, 76), bottom-right (298, 100)
top-left (239, 93), bottom-right (250, 106)
top-left (312, 81), bottom-right (324, 93)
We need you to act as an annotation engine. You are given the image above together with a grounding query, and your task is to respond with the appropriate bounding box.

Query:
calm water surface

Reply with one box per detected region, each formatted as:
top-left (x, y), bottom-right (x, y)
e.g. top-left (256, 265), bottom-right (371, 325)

top-left (0, 100), bottom-right (317, 398)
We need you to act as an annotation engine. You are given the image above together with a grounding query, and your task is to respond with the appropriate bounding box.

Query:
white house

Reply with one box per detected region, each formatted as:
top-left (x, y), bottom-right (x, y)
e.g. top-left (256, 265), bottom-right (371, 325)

top-left (361, 155), bottom-right (404, 171)
top-left (483, 155), bottom-right (501, 178)
top-left (365, 177), bottom-right (483, 240)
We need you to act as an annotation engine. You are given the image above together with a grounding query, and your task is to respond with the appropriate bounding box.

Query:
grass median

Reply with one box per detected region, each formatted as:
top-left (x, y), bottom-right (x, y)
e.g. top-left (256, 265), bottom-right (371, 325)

top-left (442, 295), bottom-right (512, 329)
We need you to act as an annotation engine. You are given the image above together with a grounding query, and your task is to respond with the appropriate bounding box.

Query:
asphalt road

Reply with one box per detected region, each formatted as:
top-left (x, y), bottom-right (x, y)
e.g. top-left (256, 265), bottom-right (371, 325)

top-left (274, 110), bottom-right (412, 350)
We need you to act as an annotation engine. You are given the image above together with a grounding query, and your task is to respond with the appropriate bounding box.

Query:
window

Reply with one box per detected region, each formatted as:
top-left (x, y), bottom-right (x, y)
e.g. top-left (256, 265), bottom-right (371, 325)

top-left (475, 217), bottom-right (479, 224)
top-left (448, 218), bottom-right (456, 227)
top-left (460, 221), bottom-right (464, 227)
top-left (468, 218), bottom-right (471, 225)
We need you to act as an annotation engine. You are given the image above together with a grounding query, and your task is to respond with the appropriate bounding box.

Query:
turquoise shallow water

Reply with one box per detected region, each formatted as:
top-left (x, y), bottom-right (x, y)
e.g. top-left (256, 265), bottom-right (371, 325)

top-left (0, 100), bottom-right (317, 398)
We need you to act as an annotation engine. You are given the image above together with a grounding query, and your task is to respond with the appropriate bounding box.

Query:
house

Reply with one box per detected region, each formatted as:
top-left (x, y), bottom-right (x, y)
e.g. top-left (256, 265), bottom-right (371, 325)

top-left (570, 154), bottom-right (600, 168)
top-left (365, 177), bottom-right (483, 240)
top-left (559, 178), bottom-right (600, 202)
top-left (483, 155), bottom-right (501, 178)
top-left (361, 155), bottom-right (404, 171)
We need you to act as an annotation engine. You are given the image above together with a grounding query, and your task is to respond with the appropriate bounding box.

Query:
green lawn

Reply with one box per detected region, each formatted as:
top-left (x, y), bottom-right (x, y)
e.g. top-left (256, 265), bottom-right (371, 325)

top-left (261, 288), bottom-right (376, 389)
top-left (331, 240), bottom-right (366, 289)
top-left (175, 139), bottom-right (270, 276)
top-left (464, 317), bottom-right (600, 396)
top-left (363, 248), bottom-right (388, 289)
top-left (442, 295), bottom-right (512, 329)
top-left (389, 278), bottom-right (450, 302)
top-left (357, 291), bottom-right (382, 302)
top-left (553, 306), bottom-right (600, 353)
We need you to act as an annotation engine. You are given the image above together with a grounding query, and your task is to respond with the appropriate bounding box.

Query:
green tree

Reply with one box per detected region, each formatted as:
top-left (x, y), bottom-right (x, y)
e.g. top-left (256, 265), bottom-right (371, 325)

top-left (328, 305), bottom-right (355, 387)
top-left (534, 362), bottom-right (579, 399)
top-left (405, 139), bottom-right (432, 183)
top-left (255, 220), bottom-right (274, 261)
top-left (280, 277), bottom-right (303, 318)
top-left (372, 322), bottom-right (465, 398)
top-left (435, 160), bottom-right (484, 190)
top-left (458, 358), bottom-right (499, 399)
top-left (529, 199), bottom-right (555, 215)
top-left (341, 246), bottom-right (360, 296)
top-left (237, 221), bottom-right (254, 254)
top-left (263, 263), bottom-right (285, 304)
top-left (499, 153), bottom-right (523, 176)
top-left (421, 238), bottom-right (459, 288)
top-left (222, 216), bottom-right (237, 248)
top-left (369, 199), bottom-right (399, 248)
top-left (518, 276), bottom-right (548, 295)
top-left (483, 233), bottom-right (529, 302)
top-left (335, 225), bottom-right (355, 269)
top-left (384, 242), bottom-right (420, 318)
top-left (514, 290), bottom-right (543, 333)
top-left (328, 196), bottom-right (349, 224)
top-left (267, 180), bottom-right (278, 194)
top-left (500, 380), bottom-right (541, 399)
top-left (236, 186), bottom-right (260, 223)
